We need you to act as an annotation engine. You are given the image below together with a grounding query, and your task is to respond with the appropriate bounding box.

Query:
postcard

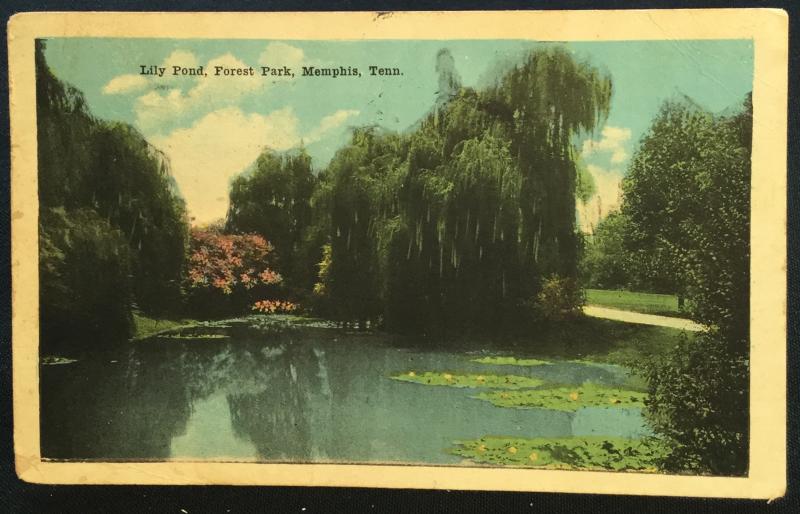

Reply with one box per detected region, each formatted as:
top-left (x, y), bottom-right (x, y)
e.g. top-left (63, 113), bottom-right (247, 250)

top-left (8, 10), bottom-right (788, 497)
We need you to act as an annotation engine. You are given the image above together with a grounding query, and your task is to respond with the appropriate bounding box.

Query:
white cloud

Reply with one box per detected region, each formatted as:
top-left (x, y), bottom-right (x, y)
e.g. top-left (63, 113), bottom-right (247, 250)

top-left (133, 44), bottom-right (311, 134)
top-left (258, 42), bottom-right (306, 69)
top-left (103, 50), bottom-right (200, 96)
top-left (578, 164), bottom-right (623, 233)
top-left (150, 104), bottom-right (361, 224)
top-left (305, 109), bottom-right (360, 142)
top-left (102, 74), bottom-right (149, 95)
top-left (134, 52), bottom-right (266, 133)
top-left (582, 125), bottom-right (632, 165)
top-left (151, 106), bottom-right (301, 224)
top-left (162, 49), bottom-right (199, 70)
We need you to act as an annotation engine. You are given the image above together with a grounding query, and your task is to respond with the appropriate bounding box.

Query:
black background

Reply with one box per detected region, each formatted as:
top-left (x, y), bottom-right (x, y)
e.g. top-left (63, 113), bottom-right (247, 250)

top-left (1, 1), bottom-right (797, 512)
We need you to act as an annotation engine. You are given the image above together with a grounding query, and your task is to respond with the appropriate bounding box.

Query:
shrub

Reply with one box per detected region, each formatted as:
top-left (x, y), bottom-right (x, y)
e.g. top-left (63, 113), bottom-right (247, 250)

top-left (536, 275), bottom-right (585, 321)
top-left (641, 331), bottom-right (749, 475)
top-left (184, 227), bottom-right (286, 317)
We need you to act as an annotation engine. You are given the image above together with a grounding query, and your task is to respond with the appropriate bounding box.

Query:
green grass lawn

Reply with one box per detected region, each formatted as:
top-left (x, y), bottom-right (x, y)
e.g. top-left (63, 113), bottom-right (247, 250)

top-left (584, 289), bottom-right (688, 318)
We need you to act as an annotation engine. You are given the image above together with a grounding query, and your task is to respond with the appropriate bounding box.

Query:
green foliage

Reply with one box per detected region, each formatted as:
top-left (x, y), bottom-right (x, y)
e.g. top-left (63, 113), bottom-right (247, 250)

top-left (575, 158), bottom-right (597, 204)
top-left (579, 212), bottom-right (631, 290)
top-left (312, 47), bottom-right (612, 333)
top-left (36, 41), bottom-right (189, 351)
top-left (641, 332), bottom-right (749, 475)
top-left (226, 149), bottom-right (317, 292)
top-left (622, 94), bottom-right (751, 333)
top-left (39, 208), bottom-right (133, 351)
top-left (451, 436), bottom-right (668, 471)
top-left (535, 275), bottom-right (585, 321)
top-left (131, 313), bottom-right (200, 340)
top-left (390, 371), bottom-right (545, 389)
top-left (622, 94), bottom-right (752, 475)
top-left (474, 383), bottom-right (647, 411)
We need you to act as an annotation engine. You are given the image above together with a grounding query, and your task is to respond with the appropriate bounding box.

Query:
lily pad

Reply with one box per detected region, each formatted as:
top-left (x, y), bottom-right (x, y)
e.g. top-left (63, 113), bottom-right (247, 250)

top-left (471, 356), bottom-right (550, 366)
top-left (391, 371), bottom-right (545, 389)
top-left (451, 435), bottom-right (667, 471)
top-left (474, 383), bottom-right (647, 411)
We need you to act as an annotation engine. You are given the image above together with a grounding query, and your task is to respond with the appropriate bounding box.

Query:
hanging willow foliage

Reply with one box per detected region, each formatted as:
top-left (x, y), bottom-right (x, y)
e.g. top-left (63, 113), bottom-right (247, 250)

top-left (314, 46), bottom-right (611, 334)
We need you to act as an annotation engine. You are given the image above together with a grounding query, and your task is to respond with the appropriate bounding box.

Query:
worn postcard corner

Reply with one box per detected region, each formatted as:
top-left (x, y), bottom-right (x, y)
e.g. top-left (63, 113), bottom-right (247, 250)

top-left (9, 9), bottom-right (788, 497)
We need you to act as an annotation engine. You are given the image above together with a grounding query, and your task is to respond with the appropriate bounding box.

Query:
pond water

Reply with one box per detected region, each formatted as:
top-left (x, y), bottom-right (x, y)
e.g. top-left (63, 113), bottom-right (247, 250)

top-left (40, 319), bottom-right (650, 464)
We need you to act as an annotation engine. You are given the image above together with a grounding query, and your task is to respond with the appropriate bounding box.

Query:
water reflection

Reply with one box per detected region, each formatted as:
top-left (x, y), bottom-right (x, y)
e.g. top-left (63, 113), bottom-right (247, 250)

top-left (41, 331), bottom-right (649, 464)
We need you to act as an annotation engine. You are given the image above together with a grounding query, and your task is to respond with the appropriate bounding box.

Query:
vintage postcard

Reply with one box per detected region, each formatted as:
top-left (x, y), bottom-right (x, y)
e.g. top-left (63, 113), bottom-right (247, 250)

top-left (8, 10), bottom-right (787, 497)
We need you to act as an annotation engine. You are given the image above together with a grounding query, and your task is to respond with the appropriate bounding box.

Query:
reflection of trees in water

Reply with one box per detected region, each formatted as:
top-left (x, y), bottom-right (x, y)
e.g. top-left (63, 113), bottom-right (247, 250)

top-left (226, 344), bottom-right (334, 462)
top-left (41, 346), bottom-right (191, 460)
top-left (41, 334), bottom-right (372, 462)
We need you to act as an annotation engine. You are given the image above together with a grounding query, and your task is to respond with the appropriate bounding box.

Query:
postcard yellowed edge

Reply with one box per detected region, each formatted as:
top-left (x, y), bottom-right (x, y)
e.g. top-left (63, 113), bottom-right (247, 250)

top-left (8, 9), bottom-right (788, 498)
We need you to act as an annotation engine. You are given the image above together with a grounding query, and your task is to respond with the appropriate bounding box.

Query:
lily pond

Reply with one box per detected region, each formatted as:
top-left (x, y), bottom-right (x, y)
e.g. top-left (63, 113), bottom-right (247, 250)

top-left (41, 315), bottom-right (664, 471)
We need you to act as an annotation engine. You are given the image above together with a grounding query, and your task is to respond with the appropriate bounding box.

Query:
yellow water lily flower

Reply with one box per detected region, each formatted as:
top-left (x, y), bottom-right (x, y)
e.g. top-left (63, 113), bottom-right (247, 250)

top-left (529, 452), bottom-right (539, 462)
top-left (476, 375), bottom-right (485, 382)
top-left (609, 397), bottom-right (620, 404)
top-left (408, 371), bottom-right (416, 377)
top-left (507, 446), bottom-right (518, 454)
top-left (569, 391), bottom-right (579, 401)
top-left (443, 373), bottom-right (454, 381)
top-left (477, 444), bottom-right (487, 453)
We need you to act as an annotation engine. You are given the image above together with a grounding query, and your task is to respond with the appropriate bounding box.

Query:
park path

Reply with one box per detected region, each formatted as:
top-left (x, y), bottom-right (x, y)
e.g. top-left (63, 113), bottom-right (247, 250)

top-left (583, 305), bottom-right (705, 332)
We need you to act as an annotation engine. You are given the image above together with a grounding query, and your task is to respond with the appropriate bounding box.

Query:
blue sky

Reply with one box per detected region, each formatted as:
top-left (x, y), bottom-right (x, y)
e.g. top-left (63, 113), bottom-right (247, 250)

top-left (43, 38), bottom-right (753, 226)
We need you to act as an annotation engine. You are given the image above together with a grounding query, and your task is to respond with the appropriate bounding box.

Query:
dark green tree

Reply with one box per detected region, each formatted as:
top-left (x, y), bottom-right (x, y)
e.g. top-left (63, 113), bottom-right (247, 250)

top-left (226, 149), bottom-right (317, 292)
top-left (312, 47), bottom-right (612, 334)
top-left (579, 211), bottom-right (631, 290)
top-left (622, 94), bottom-right (752, 475)
top-left (36, 40), bottom-right (189, 349)
top-left (39, 208), bottom-right (133, 350)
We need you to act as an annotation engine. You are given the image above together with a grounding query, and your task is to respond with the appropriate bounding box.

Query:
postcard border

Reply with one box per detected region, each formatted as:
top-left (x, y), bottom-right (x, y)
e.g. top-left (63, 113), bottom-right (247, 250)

top-left (8, 9), bottom-right (788, 498)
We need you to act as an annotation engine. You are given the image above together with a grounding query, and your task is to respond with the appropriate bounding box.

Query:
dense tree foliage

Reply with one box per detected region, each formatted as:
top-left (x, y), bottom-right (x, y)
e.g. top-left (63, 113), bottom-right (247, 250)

top-left (36, 41), bottom-right (189, 349)
top-left (39, 208), bottom-right (133, 350)
top-left (579, 212), bottom-right (631, 290)
top-left (622, 94), bottom-right (752, 475)
top-left (226, 149), bottom-right (317, 292)
top-left (306, 48), bottom-right (611, 334)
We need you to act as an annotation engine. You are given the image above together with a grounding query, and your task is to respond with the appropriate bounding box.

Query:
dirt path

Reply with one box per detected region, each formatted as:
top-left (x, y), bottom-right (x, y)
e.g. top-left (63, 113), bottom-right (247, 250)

top-left (583, 305), bottom-right (705, 332)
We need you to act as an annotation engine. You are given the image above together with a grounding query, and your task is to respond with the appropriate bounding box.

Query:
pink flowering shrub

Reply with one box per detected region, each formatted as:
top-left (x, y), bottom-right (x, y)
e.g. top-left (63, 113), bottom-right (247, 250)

top-left (185, 227), bottom-right (289, 316)
top-left (252, 299), bottom-right (299, 314)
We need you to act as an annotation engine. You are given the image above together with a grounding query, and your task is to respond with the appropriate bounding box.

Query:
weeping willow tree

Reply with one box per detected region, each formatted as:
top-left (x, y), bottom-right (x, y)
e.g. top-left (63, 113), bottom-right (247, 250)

top-left (226, 148), bottom-right (317, 292)
top-left (36, 40), bottom-right (188, 349)
top-left (314, 47), bottom-right (611, 334)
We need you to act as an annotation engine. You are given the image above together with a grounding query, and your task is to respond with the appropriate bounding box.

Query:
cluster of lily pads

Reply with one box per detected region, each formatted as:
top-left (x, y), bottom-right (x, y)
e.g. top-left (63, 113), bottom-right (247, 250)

top-left (390, 355), bottom-right (658, 470)
top-left (451, 436), bottom-right (667, 472)
top-left (390, 356), bottom-right (646, 412)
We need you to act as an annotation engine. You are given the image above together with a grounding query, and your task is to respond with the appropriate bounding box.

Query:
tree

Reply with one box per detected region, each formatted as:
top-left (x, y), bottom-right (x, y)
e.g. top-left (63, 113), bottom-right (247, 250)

top-left (39, 208), bottom-right (133, 352)
top-left (226, 149), bottom-right (317, 293)
top-left (579, 211), bottom-right (631, 290)
top-left (36, 40), bottom-right (189, 351)
top-left (622, 94), bottom-right (752, 475)
top-left (310, 47), bottom-right (612, 334)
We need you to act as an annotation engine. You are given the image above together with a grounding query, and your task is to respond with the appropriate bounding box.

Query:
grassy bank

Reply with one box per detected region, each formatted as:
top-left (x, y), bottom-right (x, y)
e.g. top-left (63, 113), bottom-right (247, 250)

top-left (131, 313), bottom-right (201, 340)
top-left (584, 289), bottom-right (688, 318)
